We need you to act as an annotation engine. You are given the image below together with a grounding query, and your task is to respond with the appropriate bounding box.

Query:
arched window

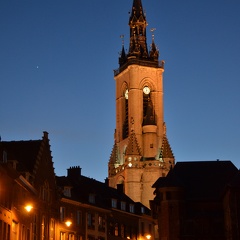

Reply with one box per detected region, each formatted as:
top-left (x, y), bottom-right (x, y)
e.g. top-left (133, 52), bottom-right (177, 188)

top-left (142, 87), bottom-right (156, 126)
top-left (122, 89), bottom-right (129, 139)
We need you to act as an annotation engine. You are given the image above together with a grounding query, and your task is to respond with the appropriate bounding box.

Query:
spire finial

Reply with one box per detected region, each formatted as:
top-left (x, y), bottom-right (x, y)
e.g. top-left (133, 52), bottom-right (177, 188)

top-left (120, 34), bottom-right (125, 46)
top-left (149, 28), bottom-right (159, 61)
top-left (150, 28), bottom-right (156, 42)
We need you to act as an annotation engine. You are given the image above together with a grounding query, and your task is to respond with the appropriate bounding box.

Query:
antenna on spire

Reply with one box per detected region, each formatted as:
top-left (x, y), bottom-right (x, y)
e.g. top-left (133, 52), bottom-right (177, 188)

top-left (120, 34), bottom-right (125, 46)
top-left (150, 28), bottom-right (156, 41)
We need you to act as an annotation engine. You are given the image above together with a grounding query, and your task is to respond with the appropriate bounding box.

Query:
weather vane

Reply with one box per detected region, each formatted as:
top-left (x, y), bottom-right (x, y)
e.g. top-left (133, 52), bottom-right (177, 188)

top-left (150, 28), bottom-right (156, 41)
top-left (120, 34), bottom-right (125, 46)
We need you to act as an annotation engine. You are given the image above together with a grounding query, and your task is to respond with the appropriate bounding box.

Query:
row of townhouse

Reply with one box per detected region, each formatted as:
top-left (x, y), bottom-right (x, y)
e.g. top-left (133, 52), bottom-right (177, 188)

top-left (0, 132), bottom-right (156, 240)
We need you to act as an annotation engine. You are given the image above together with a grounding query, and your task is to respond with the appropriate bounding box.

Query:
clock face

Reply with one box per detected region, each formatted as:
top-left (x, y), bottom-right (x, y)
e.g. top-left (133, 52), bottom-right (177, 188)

top-left (143, 86), bottom-right (150, 94)
top-left (124, 89), bottom-right (129, 99)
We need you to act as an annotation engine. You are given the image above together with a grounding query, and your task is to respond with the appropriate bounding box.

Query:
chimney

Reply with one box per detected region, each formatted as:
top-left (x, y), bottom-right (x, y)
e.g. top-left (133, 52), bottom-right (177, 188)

top-left (105, 178), bottom-right (109, 186)
top-left (117, 183), bottom-right (124, 193)
top-left (43, 131), bottom-right (48, 138)
top-left (67, 166), bottom-right (81, 180)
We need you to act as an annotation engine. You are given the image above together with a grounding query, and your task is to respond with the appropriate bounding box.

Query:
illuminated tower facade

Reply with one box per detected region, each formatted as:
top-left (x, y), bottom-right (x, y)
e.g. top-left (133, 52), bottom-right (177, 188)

top-left (108, 0), bottom-right (174, 208)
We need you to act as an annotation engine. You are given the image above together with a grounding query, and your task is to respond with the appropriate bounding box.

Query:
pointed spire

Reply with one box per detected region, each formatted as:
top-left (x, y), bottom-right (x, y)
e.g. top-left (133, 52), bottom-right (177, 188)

top-left (129, 0), bottom-right (146, 22)
top-left (128, 0), bottom-right (148, 59)
top-left (159, 135), bottom-right (174, 159)
top-left (119, 35), bottom-right (127, 66)
top-left (109, 143), bottom-right (119, 164)
top-left (125, 129), bottom-right (142, 156)
top-left (149, 28), bottom-right (159, 61)
top-left (115, 0), bottom-right (162, 73)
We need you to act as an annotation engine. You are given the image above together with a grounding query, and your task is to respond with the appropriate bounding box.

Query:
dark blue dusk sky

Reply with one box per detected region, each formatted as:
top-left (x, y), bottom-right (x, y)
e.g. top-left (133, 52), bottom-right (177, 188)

top-left (1, 0), bottom-right (240, 181)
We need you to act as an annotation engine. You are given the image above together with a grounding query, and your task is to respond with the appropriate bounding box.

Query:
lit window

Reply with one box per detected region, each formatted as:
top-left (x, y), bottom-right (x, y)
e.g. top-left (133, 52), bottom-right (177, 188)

top-left (42, 216), bottom-right (47, 239)
top-left (12, 221), bottom-right (18, 240)
top-left (115, 223), bottom-right (119, 236)
top-left (98, 215), bottom-right (105, 231)
top-left (50, 219), bottom-right (55, 240)
top-left (60, 232), bottom-right (66, 240)
top-left (69, 233), bottom-right (74, 240)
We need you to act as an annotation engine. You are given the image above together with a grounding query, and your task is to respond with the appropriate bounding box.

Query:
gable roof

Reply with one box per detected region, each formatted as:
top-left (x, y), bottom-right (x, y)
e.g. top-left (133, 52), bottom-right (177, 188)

top-left (56, 172), bottom-right (151, 215)
top-left (57, 174), bottom-right (135, 205)
top-left (0, 132), bottom-right (56, 187)
top-left (153, 160), bottom-right (238, 201)
top-left (0, 140), bottom-right (41, 172)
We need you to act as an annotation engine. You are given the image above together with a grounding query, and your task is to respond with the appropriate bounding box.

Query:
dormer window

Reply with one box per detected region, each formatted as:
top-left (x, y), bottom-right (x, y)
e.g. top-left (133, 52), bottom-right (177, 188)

top-left (63, 187), bottom-right (71, 197)
top-left (129, 204), bottom-right (135, 213)
top-left (89, 194), bottom-right (95, 204)
top-left (2, 151), bottom-right (7, 163)
top-left (121, 201), bottom-right (126, 211)
top-left (111, 199), bottom-right (117, 208)
top-left (141, 206), bottom-right (145, 214)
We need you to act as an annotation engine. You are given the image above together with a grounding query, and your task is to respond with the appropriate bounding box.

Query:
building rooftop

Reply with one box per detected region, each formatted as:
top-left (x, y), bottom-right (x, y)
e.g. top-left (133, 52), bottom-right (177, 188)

top-left (153, 160), bottom-right (239, 201)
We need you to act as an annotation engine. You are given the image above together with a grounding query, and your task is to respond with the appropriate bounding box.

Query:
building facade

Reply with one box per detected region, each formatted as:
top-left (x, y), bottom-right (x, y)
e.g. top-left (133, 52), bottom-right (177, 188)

top-left (57, 166), bottom-right (155, 240)
top-left (0, 132), bottom-right (156, 240)
top-left (0, 131), bottom-right (59, 240)
top-left (108, 0), bottom-right (174, 207)
top-left (151, 161), bottom-right (240, 240)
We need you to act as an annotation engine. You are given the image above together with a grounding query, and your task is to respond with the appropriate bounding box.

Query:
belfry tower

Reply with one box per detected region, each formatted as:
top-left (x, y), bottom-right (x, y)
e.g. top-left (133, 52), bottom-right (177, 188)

top-left (108, 0), bottom-right (174, 208)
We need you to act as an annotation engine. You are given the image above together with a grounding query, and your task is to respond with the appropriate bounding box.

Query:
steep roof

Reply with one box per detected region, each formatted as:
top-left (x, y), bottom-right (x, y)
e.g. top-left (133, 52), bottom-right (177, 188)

top-left (56, 171), bottom-right (150, 215)
top-left (226, 170), bottom-right (240, 188)
top-left (153, 161), bottom-right (238, 201)
top-left (125, 129), bottom-right (142, 156)
top-left (0, 132), bottom-right (55, 187)
top-left (109, 143), bottom-right (118, 164)
top-left (159, 135), bottom-right (174, 159)
top-left (0, 140), bottom-right (41, 172)
top-left (57, 174), bottom-right (135, 206)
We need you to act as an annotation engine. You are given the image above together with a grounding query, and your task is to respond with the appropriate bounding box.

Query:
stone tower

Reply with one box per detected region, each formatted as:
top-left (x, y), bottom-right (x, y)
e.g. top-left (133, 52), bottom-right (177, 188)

top-left (108, 0), bottom-right (174, 208)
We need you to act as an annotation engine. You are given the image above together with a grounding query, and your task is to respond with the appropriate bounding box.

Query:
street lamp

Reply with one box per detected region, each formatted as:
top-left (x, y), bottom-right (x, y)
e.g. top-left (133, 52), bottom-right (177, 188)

top-left (65, 220), bottom-right (72, 227)
top-left (146, 234), bottom-right (151, 240)
top-left (24, 204), bottom-right (33, 212)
